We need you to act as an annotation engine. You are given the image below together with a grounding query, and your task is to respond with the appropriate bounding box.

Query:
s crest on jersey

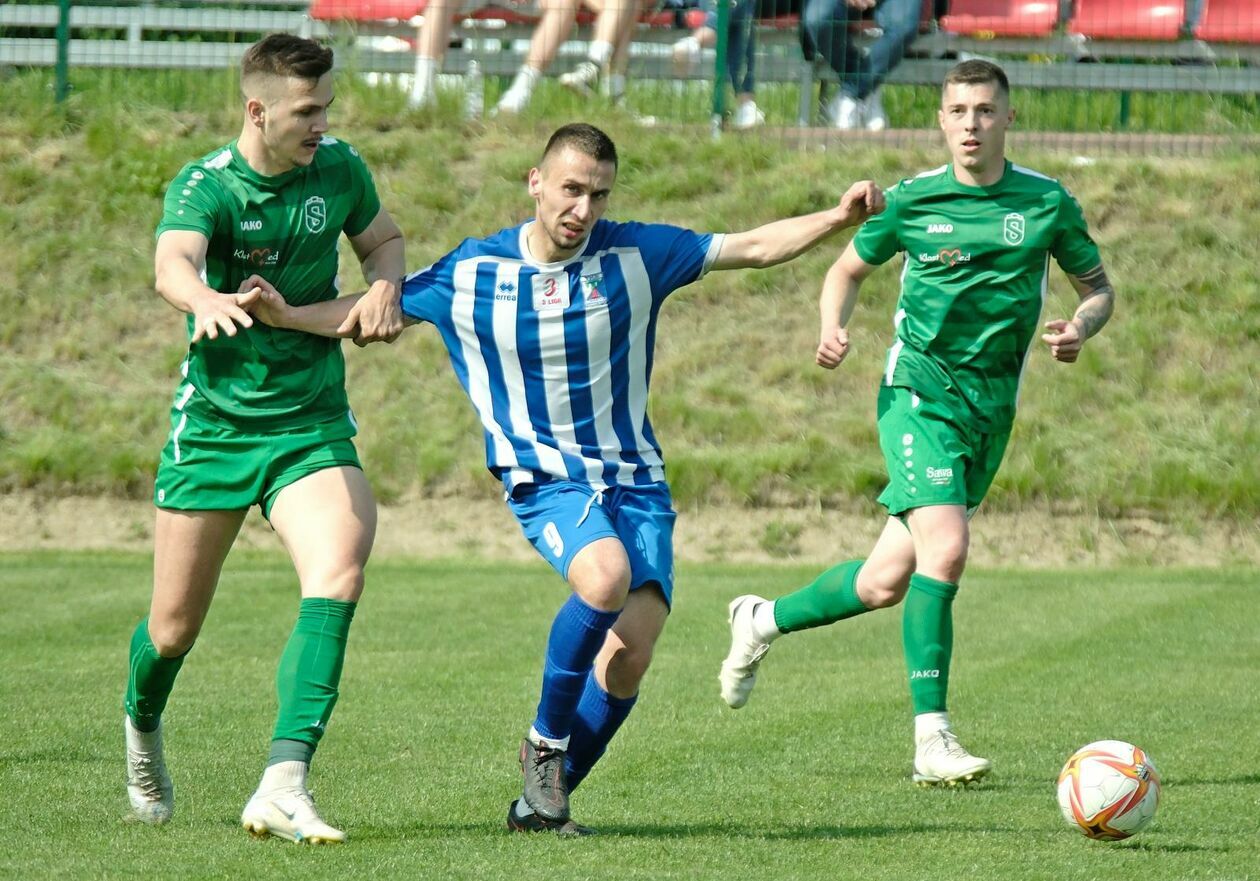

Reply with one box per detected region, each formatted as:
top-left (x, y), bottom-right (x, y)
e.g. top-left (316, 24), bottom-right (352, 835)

top-left (304, 196), bottom-right (327, 233)
top-left (1003, 212), bottom-right (1025, 245)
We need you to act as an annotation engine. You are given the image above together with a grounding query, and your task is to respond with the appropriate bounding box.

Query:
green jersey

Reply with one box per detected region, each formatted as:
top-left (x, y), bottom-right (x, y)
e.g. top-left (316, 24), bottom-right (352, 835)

top-left (853, 161), bottom-right (1101, 432)
top-left (156, 137), bottom-right (381, 429)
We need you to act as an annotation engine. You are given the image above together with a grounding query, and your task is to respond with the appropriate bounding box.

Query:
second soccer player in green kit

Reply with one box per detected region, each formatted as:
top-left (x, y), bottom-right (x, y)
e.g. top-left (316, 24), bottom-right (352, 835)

top-left (718, 59), bottom-right (1116, 786)
top-left (122, 33), bottom-right (405, 843)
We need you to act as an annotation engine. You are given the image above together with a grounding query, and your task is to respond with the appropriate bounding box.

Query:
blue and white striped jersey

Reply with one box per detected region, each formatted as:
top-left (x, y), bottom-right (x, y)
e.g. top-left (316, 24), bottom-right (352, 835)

top-left (401, 219), bottom-right (724, 493)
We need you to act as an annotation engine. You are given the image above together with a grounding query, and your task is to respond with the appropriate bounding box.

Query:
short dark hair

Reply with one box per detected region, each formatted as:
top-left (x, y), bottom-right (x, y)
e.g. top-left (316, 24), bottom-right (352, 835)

top-left (541, 123), bottom-right (618, 171)
top-left (241, 33), bottom-right (334, 82)
top-left (943, 59), bottom-right (1010, 98)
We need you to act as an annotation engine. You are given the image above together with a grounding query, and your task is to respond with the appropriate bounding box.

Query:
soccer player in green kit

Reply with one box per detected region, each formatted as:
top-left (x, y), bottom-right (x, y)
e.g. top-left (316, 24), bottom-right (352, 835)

top-left (719, 59), bottom-right (1116, 786)
top-left (123, 33), bottom-right (405, 842)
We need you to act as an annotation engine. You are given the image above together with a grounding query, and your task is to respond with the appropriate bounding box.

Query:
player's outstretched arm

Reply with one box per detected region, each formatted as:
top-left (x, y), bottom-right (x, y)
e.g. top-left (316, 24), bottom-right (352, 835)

top-left (1042, 262), bottom-right (1116, 364)
top-left (155, 229), bottom-right (259, 343)
top-left (816, 242), bottom-right (878, 369)
top-left (711, 180), bottom-right (884, 271)
top-left (345, 208), bottom-right (406, 347)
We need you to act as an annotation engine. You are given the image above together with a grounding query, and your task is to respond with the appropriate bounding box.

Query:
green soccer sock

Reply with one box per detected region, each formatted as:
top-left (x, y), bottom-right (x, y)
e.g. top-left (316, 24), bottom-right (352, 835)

top-left (772, 560), bottom-right (872, 633)
top-left (124, 617), bottom-right (187, 733)
top-left (269, 597), bottom-right (357, 766)
top-left (902, 573), bottom-right (960, 715)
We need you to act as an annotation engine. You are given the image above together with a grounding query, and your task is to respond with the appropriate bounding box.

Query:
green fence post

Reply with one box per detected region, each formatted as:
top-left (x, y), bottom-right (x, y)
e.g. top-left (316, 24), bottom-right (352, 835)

top-left (710, 0), bottom-right (730, 137)
top-left (55, 0), bottom-right (71, 102)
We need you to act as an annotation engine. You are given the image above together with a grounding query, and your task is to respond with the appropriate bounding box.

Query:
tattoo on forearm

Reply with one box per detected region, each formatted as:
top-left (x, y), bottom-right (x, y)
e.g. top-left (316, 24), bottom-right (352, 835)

top-left (1072, 266), bottom-right (1114, 339)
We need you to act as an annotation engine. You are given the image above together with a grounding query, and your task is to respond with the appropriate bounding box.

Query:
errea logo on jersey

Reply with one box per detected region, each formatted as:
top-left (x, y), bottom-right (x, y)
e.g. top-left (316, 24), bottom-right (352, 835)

top-left (926, 223), bottom-right (954, 234)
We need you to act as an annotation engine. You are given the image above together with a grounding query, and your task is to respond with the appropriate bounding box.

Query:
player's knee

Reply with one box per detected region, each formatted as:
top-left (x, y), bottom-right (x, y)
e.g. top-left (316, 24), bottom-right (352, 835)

top-left (148, 619), bottom-right (199, 657)
top-left (919, 536), bottom-right (969, 582)
top-left (305, 564), bottom-right (366, 602)
top-left (604, 642), bottom-right (653, 696)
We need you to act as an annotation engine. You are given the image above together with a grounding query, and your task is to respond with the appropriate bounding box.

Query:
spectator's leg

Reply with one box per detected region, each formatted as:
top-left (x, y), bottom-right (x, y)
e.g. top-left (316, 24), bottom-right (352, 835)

top-left (802, 0), bottom-right (859, 84)
top-left (497, 0), bottom-right (582, 113)
top-left (855, 0), bottom-right (919, 100)
top-left (560, 0), bottom-right (638, 96)
top-left (411, 0), bottom-right (459, 107)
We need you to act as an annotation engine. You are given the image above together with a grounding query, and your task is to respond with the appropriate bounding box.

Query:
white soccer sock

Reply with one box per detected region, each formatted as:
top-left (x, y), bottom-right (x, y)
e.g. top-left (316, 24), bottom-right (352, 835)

top-left (752, 600), bottom-right (783, 643)
top-left (258, 760), bottom-right (308, 794)
top-left (529, 726), bottom-right (570, 752)
top-left (587, 40), bottom-right (614, 67)
top-left (605, 73), bottom-right (626, 100)
top-left (914, 711), bottom-right (952, 742)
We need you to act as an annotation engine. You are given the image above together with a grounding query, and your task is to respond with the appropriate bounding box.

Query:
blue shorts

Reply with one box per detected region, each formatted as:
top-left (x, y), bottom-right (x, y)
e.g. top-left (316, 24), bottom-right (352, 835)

top-left (507, 481), bottom-right (677, 607)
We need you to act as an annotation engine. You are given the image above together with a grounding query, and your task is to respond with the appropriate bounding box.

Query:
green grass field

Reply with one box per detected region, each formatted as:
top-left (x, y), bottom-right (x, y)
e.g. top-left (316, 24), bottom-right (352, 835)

top-left (2, 552), bottom-right (1255, 880)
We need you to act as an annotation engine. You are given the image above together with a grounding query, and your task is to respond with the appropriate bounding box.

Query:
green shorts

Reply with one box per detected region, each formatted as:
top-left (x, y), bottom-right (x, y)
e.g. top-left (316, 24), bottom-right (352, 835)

top-left (876, 385), bottom-right (1010, 518)
top-left (154, 409), bottom-right (361, 519)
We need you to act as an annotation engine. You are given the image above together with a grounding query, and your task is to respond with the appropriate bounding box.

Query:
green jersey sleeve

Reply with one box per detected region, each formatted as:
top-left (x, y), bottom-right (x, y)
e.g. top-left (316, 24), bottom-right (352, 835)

top-left (340, 143), bottom-right (382, 238)
top-left (851, 182), bottom-right (902, 266)
top-left (155, 162), bottom-right (225, 240)
top-left (1051, 185), bottom-right (1101, 276)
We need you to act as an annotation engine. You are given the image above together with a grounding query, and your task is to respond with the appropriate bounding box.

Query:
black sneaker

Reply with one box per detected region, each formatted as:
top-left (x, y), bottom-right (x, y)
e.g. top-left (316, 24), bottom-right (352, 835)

top-left (505, 800), bottom-right (595, 837)
top-left (519, 738), bottom-right (570, 821)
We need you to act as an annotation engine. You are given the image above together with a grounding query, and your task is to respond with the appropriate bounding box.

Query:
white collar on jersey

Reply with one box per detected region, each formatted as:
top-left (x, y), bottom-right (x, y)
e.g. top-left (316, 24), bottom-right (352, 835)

top-left (519, 221), bottom-right (592, 271)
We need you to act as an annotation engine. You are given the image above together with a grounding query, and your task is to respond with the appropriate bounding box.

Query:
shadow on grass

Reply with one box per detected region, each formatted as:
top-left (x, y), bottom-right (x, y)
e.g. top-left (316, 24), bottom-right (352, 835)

top-left (1162, 773), bottom-right (1260, 787)
top-left (347, 819), bottom-right (1026, 842)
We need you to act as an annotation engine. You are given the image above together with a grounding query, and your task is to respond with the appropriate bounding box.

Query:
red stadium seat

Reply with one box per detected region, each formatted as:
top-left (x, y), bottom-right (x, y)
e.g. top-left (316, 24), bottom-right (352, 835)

top-left (939, 0), bottom-right (1060, 38)
top-left (309, 0), bottom-right (428, 21)
top-left (1194, 0), bottom-right (1260, 44)
top-left (1067, 0), bottom-right (1185, 40)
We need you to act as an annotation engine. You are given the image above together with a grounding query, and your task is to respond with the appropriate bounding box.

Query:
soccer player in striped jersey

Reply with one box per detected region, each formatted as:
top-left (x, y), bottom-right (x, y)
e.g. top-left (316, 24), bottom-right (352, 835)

top-left (719, 60), bottom-right (1116, 787)
top-left (124, 34), bottom-right (405, 842)
top-left (249, 122), bottom-right (883, 833)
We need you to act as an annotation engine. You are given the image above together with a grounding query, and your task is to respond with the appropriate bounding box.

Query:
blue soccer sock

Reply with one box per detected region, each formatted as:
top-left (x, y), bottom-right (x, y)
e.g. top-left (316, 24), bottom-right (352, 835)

top-left (565, 671), bottom-right (638, 792)
top-left (533, 594), bottom-right (621, 743)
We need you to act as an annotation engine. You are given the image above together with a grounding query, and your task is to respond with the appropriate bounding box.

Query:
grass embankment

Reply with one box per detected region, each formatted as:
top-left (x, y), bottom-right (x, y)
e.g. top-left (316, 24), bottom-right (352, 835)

top-left (0, 71), bottom-right (1256, 519)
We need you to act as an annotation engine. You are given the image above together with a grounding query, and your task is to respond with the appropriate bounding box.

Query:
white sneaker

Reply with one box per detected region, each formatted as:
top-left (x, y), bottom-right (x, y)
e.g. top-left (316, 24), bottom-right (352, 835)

top-left (125, 716), bottom-right (173, 824)
top-left (559, 61), bottom-right (601, 98)
top-left (732, 100), bottom-right (766, 130)
top-left (864, 89), bottom-right (888, 131)
top-left (241, 786), bottom-right (346, 844)
top-left (912, 729), bottom-right (992, 786)
top-left (718, 594), bottom-right (772, 708)
top-left (828, 93), bottom-right (865, 130)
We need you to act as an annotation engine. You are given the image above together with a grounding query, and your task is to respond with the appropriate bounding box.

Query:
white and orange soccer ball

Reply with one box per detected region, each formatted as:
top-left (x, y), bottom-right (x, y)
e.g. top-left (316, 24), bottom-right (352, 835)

top-left (1056, 740), bottom-right (1161, 840)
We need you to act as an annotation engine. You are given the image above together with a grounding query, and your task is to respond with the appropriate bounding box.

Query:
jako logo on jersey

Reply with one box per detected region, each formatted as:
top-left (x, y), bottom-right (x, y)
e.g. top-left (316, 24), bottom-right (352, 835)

top-left (304, 196), bottom-right (327, 233)
top-left (927, 223), bottom-right (954, 234)
top-left (240, 219), bottom-right (263, 231)
top-left (1003, 212), bottom-right (1026, 245)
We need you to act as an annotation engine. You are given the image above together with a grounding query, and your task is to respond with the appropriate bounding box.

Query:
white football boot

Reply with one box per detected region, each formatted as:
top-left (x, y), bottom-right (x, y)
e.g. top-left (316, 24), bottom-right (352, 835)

top-left (912, 728), bottom-right (992, 786)
top-left (559, 61), bottom-right (602, 98)
top-left (718, 594), bottom-right (774, 708)
top-left (125, 716), bottom-right (174, 824)
top-left (241, 785), bottom-right (346, 844)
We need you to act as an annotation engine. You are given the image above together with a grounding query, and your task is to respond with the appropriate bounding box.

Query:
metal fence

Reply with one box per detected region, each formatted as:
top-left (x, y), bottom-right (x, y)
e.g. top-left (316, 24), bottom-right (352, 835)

top-left (2, 0), bottom-right (1258, 152)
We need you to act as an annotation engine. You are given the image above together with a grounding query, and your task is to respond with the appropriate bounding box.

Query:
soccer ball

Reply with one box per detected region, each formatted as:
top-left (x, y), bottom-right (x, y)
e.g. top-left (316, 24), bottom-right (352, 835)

top-left (1056, 740), bottom-right (1161, 840)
